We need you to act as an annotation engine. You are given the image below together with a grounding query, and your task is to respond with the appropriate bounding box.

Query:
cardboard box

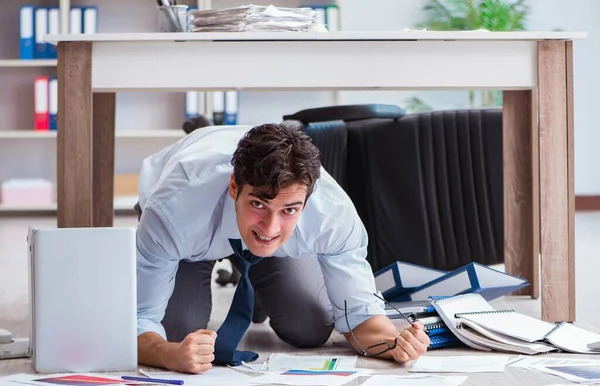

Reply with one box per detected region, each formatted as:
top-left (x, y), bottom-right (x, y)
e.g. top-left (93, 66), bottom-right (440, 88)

top-left (114, 173), bottom-right (139, 197)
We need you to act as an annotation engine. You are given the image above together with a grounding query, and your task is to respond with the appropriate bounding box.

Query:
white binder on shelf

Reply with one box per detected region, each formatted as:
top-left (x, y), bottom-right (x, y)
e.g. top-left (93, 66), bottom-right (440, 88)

top-left (212, 91), bottom-right (225, 125)
top-left (48, 8), bottom-right (60, 59)
top-left (34, 8), bottom-right (48, 59)
top-left (69, 7), bottom-right (82, 34)
top-left (34, 76), bottom-right (49, 131)
top-left (20, 6), bottom-right (35, 60)
top-left (49, 77), bottom-right (58, 131)
top-left (83, 7), bottom-right (97, 34)
top-left (185, 91), bottom-right (198, 120)
top-left (224, 91), bottom-right (238, 125)
top-left (325, 5), bottom-right (339, 32)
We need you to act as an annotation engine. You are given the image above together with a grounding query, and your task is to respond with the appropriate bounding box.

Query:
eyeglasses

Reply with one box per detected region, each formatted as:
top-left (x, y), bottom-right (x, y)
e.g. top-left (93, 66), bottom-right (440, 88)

top-left (344, 293), bottom-right (415, 357)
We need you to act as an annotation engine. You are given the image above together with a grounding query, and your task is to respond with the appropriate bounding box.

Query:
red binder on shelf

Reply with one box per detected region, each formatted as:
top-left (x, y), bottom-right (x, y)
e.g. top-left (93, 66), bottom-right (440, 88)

top-left (34, 76), bottom-right (49, 131)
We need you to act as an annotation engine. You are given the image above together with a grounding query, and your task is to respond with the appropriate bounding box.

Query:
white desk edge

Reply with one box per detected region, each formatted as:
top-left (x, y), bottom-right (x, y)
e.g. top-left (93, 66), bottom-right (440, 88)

top-left (44, 30), bottom-right (588, 44)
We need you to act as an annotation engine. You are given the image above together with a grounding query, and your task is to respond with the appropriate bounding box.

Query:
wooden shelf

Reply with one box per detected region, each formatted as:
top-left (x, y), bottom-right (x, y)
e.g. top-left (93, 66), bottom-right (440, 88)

top-left (0, 59), bottom-right (57, 67)
top-left (0, 130), bottom-right (186, 139)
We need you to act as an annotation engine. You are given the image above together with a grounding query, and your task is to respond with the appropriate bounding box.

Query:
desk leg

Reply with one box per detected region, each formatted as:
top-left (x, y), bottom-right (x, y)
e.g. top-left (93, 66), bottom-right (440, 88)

top-left (538, 40), bottom-right (575, 322)
top-left (502, 90), bottom-right (539, 299)
top-left (93, 93), bottom-right (116, 227)
top-left (57, 42), bottom-right (93, 228)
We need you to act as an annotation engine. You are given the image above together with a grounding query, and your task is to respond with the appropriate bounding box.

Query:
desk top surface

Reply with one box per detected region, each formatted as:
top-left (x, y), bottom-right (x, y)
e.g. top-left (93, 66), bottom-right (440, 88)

top-left (44, 30), bottom-right (587, 44)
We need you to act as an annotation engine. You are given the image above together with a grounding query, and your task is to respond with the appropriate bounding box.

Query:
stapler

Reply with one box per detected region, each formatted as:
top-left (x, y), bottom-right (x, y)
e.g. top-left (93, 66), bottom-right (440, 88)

top-left (0, 328), bottom-right (29, 359)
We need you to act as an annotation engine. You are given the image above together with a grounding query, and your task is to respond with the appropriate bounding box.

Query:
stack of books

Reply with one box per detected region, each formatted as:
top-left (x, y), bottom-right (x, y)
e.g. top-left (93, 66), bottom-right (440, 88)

top-left (187, 5), bottom-right (325, 32)
top-left (385, 299), bottom-right (462, 351)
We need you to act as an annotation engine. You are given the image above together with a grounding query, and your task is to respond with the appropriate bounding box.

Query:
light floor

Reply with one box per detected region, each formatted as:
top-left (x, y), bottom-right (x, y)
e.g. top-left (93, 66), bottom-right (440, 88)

top-left (2, 213), bottom-right (600, 385)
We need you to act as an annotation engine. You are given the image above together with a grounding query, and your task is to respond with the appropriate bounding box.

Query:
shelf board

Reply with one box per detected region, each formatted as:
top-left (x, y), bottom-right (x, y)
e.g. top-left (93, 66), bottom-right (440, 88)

top-left (0, 197), bottom-right (137, 215)
top-left (0, 59), bottom-right (57, 67)
top-left (0, 130), bottom-right (186, 139)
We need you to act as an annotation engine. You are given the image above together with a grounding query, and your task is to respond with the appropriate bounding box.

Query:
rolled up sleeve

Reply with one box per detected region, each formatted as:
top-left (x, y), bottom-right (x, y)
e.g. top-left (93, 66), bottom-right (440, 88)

top-left (315, 208), bottom-right (385, 333)
top-left (136, 200), bottom-right (183, 339)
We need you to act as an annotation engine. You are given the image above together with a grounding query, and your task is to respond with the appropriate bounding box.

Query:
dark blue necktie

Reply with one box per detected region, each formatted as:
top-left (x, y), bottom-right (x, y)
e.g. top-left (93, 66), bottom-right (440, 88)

top-left (213, 239), bottom-right (260, 366)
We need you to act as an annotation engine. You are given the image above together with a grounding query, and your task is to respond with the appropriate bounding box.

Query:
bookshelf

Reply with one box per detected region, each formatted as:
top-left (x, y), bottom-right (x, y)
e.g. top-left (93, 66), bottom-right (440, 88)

top-left (0, 0), bottom-right (340, 215)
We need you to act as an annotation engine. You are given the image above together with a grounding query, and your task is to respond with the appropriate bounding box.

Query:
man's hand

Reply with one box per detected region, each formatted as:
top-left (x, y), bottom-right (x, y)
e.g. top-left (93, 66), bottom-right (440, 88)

top-left (163, 329), bottom-right (217, 374)
top-left (390, 321), bottom-right (430, 364)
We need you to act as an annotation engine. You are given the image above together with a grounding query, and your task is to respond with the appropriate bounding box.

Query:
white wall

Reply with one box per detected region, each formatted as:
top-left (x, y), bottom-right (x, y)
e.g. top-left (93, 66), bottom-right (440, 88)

top-left (338, 0), bottom-right (598, 195)
top-left (2, 0), bottom-right (597, 196)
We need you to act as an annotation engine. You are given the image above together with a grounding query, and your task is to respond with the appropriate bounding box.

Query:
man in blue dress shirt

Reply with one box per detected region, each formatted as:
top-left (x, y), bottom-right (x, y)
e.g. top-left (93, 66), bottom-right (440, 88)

top-left (135, 123), bottom-right (429, 373)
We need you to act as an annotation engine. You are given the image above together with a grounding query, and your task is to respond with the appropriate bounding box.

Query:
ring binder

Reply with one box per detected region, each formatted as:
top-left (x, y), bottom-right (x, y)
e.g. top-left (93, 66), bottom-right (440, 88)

top-left (428, 333), bottom-right (461, 350)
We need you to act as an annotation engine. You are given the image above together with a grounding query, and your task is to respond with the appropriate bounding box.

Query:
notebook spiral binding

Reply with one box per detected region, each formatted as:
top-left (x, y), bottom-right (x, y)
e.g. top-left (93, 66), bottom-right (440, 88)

top-left (454, 309), bottom-right (515, 318)
top-left (424, 321), bottom-right (446, 331)
top-left (428, 296), bottom-right (453, 301)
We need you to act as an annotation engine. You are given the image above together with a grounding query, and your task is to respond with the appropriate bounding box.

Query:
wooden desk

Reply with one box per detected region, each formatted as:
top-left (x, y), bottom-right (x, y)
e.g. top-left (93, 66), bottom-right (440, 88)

top-left (45, 30), bottom-right (586, 323)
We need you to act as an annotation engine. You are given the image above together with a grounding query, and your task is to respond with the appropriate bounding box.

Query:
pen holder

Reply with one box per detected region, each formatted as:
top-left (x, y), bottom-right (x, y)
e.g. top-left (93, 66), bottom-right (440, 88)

top-left (157, 5), bottom-right (189, 32)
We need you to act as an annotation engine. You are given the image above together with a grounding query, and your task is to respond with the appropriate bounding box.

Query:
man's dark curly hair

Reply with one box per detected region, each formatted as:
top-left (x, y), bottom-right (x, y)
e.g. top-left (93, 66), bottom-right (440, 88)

top-left (231, 123), bottom-right (321, 201)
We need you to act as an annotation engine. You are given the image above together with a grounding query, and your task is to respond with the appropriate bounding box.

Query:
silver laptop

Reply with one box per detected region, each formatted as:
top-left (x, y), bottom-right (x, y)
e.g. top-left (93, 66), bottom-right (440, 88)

top-left (27, 226), bottom-right (138, 373)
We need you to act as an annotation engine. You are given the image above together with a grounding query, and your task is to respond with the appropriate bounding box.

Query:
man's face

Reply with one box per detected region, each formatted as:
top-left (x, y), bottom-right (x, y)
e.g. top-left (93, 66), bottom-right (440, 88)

top-left (228, 175), bottom-right (307, 257)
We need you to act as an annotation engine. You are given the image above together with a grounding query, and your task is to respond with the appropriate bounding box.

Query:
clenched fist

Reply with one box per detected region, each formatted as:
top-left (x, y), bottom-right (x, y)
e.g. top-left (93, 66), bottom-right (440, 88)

top-left (391, 321), bottom-right (430, 363)
top-left (164, 329), bottom-right (217, 374)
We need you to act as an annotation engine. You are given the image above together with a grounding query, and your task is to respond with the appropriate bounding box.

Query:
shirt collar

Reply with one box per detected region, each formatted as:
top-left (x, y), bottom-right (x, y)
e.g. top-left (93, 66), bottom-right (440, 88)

top-left (220, 192), bottom-right (244, 245)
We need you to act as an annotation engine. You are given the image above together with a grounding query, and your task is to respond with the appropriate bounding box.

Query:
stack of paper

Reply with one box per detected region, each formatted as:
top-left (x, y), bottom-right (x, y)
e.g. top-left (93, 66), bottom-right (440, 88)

top-left (187, 5), bottom-right (325, 32)
top-left (409, 355), bottom-right (512, 373)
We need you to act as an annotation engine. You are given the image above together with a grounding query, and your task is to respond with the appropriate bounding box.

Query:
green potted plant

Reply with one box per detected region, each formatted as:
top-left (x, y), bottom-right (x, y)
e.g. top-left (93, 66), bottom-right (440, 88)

top-left (406, 0), bottom-right (530, 112)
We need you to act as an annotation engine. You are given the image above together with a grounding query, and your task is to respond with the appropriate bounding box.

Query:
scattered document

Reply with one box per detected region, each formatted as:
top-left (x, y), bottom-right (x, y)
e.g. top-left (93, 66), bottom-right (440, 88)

top-left (254, 353), bottom-right (358, 371)
top-left (141, 368), bottom-right (255, 386)
top-left (509, 356), bottom-right (600, 369)
top-left (360, 375), bottom-right (468, 386)
top-left (248, 371), bottom-right (361, 386)
top-left (544, 322), bottom-right (600, 354)
top-left (410, 354), bottom-right (512, 373)
top-left (530, 363), bottom-right (600, 384)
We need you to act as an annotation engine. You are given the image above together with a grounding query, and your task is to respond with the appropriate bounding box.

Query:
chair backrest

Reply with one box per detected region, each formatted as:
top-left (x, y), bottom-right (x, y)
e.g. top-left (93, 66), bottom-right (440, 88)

top-left (283, 105), bottom-right (504, 272)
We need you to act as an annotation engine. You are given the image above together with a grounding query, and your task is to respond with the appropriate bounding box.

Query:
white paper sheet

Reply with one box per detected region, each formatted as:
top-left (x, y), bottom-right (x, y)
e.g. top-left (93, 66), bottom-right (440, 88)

top-left (360, 375), bottom-right (468, 386)
top-left (247, 371), bottom-right (361, 386)
top-left (254, 353), bottom-right (358, 371)
top-left (410, 354), bottom-right (512, 373)
top-left (142, 368), bottom-right (255, 386)
top-left (530, 364), bottom-right (600, 384)
top-left (545, 322), bottom-right (600, 354)
top-left (508, 356), bottom-right (600, 369)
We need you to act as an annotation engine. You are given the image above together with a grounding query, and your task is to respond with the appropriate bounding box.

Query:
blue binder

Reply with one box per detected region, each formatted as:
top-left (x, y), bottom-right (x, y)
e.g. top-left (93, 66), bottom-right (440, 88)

top-left (49, 76), bottom-right (58, 131)
top-left (374, 261), bottom-right (446, 301)
top-left (428, 332), bottom-right (462, 350)
top-left (400, 262), bottom-right (530, 302)
top-left (20, 6), bottom-right (35, 60)
top-left (34, 7), bottom-right (48, 59)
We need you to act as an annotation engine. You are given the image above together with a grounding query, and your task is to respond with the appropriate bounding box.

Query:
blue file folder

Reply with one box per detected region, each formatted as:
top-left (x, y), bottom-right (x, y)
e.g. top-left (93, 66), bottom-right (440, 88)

top-left (374, 261), bottom-right (446, 301)
top-left (20, 6), bottom-right (35, 60)
top-left (400, 262), bottom-right (530, 302)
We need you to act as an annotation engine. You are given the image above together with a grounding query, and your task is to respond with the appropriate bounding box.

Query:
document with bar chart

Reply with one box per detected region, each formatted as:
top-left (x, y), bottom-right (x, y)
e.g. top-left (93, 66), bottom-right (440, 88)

top-left (259, 353), bottom-right (358, 371)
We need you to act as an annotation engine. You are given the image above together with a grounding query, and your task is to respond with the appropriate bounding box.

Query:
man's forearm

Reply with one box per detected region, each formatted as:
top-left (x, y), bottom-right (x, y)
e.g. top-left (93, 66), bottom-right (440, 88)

top-left (342, 315), bottom-right (401, 360)
top-left (138, 332), bottom-right (177, 369)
